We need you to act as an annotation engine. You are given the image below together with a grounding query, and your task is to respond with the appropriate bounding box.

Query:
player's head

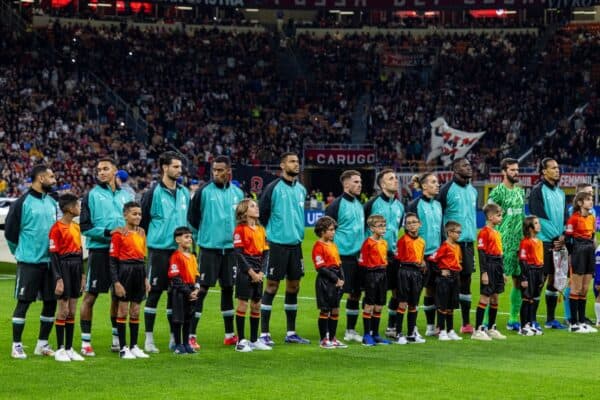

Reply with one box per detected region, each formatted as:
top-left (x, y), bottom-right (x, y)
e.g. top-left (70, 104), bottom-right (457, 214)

top-left (280, 152), bottom-right (300, 178)
top-left (123, 201), bottom-right (142, 226)
top-left (444, 220), bottom-right (462, 239)
top-left (340, 170), bottom-right (361, 197)
top-left (539, 158), bottom-right (559, 183)
top-left (314, 215), bottom-right (337, 238)
top-left (452, 158), bottom-right (472, 180)
top-left (367, 214), bottom-right (386, 234)
top-left (413, 172), bottom-right (439, 197)
top-left (572, 191), bottom-right (593, 213)
top-left (500, 158), bottom-right (519, 184)
top-left (483, 203), bottom-right (502, 224)
top-left (96, 158), bottom-right (117, 185)
top-left (404, 212), bottom-right (421, 235)
top-left (30, 164), bottom-right (56, 193)
top-left (376, 168), bottom-right (398, 195)
top-left (212, 156), bottom-right (231, 185)
top-left (236, 198), bottom-right (259, 224)
top-left (59, 193), bottom-right (80, 216)
top-left (523, 215), bottom-right (540, 237)
top-left (575, 182), bottom-right (593, 195)
top-left (160, 151), bottom-right (184, 182)
top-left (174, 226), bottom-right (193, 250)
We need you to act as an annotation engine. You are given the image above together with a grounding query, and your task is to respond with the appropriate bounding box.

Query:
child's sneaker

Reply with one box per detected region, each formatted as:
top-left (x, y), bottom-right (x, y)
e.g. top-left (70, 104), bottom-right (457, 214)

top-left (66, 349), bottom-right (85, 361)
top-left (188, 336), bottom-right (201, 350)
top-left (471, 326), bottom-right (492, 341)
top-left (250, 341), bottom-right (273, 351)
top-left (11, 343), bottom-right (27, 359)
top-left (173, 344), bottom-right (187, 355)
top-left (119, 346), bottom-right (136, 359)
top-left (362, 334), bottom-right (376, 346)
top-left (319, 339), bottom-right (335, 349)
top-left (144, 342), bottom-right (160, 354)
top-left (532, 322), bottom-right (543, 335)
top-left (80, 344), bottom-right (96, 357)
top-left (487, 325), bottom-right (507, 340)
top-left (395, 334), bottom-right (408, 345)
top-left (460, 324), bottom-right (474, 334)
top-left (438, 330), bottom-right (451, 341)
top-left (569, 323), bottom-right (582, 333)
top-left (407, 334), bottom-right (426, 344)
top-left (519, 324), bottom-right (535, 336)
top-left (582, 323), bottom-right (598, 333)
top-left (235, 339), bottom-right (252, 353)
top-left (344, 329), bottom-right (363, 343)
top-left (448, 330), bottom-right (463, 341)
top-left (385, 327), bottom-right (397, 339)
top-left (183, 344), bottom-right (197, 354)
top-left (425, 325), bottom-right (438, 337)
top-left (54, 348), bottom-right (71, 362)
top-left (131, 345), bottom-right (150, 358)
top-left (34, 343), bottom-right (55, 356)
top-left (259, 334), bottom-right (275, 346)
top-left (372, 335), bottom-right (392, 345)
top-left (331, 338), bottom-right (348, 349)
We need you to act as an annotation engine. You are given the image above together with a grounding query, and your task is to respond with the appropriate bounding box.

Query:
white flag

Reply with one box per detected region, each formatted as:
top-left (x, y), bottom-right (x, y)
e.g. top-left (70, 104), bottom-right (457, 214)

top-left (426, 117), bottom-right (486, 166)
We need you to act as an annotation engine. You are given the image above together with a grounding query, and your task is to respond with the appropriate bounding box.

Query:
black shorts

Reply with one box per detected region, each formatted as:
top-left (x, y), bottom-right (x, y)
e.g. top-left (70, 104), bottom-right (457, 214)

top-left (236, 270), bottom-right (264, 301)
top-left (14, 262), bottom-right (55, 302)
top-left (86, 249), bottom-right (112, 294)
top-left (315, 269), bottom-right (343, 311)
top-left (57, 255), bottom-right (83, 300)
top-left (115, 262), bottom-right (147, 303)
top-left (341, 255), bottom-right (361, 294)
top-left (459, 242), bottom-right (475, 276)
top-left (480, 257), bottom-right (505, 296)
top-left (265, 242), bottom-right (304, 281)
top-left (521, 266), bottom-right (544, 300)
top-left (147, 249), bottom-right (174, 292)
top-left (199, 248), bottom-right (236, 287)
top-left (435, 273), bottom-right (459, 310)
top-left (170, 287), bottom-right (195, 324)
top-left (571, 239), bottom-right (595, 275)
top-left (361, 268), bottom-right (387, 306)
top-left (387, 256), bottom-right (398, 291)
top-left (397, 266), bottom-right (423, 306)
top-left (424, 259), bottom-right (439, 289)
top-left (542, 242), bottom-right (554, 275)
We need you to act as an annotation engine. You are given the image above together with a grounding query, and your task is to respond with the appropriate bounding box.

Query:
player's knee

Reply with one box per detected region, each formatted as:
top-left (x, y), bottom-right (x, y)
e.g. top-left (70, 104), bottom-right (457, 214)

top-left (286, 280), bottom-right (300, 294)
top-left (42, 300), bottom-right (57, 316)
top-left (145, 291), bottom-right (161, 307)
top-left (14, 300), bottom-right (31, 318)
top-left (266, 280), bottom-right (280, 293)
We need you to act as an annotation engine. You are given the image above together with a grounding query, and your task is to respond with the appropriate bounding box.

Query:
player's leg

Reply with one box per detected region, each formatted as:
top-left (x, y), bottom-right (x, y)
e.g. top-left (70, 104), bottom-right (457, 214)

top-left (505, 248), bottom-right (522, 330)
top-left (116, 300), bottom-right (129, 351)
top-left (385, 258), bottom-right (399, 338)
top-left (65, 298), bottom-right (78, 353)
top-left (329, 308), bottom-right (342, 346)
top-left (459, 242), bottom-right (474, 333)
top-left (37, 265), bottom-right (57, 356)
top-left (260, 243), bottom-right (284, 345)
top-left (144, 249), bottom-right (171, 352)
top-left (423, 260), bottom-right (438, 336)
top-left (249, 298), bottom-right (262, 345)
top-left (568, 274), bottom-right (582, 328)
top-left (371, 271), bottom-right (388, 343)
top-left (56, 299), bottom-right (69, 351)
top-left (190, 249), bottom-right (216, 344)
top-left (581, 273), bottom-right (593, 328)
top-left (129, 302), bottom-right (142, 351)
top-left (220, 251), bottom-right (237, 344)
top-left (236, 299), bottom-right (248, 343)
top-left (283, 244), bottom-right (309, 343)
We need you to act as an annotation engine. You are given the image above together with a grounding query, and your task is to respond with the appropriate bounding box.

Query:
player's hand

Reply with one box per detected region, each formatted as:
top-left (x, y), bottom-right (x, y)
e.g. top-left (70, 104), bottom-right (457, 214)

top-left (145, 279), bottom-right (151, 293)
top-left (481, 272), bottom-right (489, 285)
top-left (189, 289), bottom-right (199, 301)
top-left (553, 236), bottom-right (565, 251)
top-left (80, 275), bottom-right (86, 293)
top-left (441, 270), bottom-right (450, 277)
top-left (114, 282), bottom-right (126, 298)
top-left (521, 280), bottom-right (528, 288)
top-left (256, 272), bottom-right (264, 282)
top-left (55, 278), bottom-right (64, 296)
top-left (336, 279), bottom-right (344, 288)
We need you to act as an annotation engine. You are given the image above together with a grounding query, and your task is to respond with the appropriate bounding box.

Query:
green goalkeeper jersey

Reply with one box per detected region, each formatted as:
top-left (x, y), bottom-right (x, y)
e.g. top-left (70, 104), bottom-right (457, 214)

top-left (488, 183), bottom-right (525, 249)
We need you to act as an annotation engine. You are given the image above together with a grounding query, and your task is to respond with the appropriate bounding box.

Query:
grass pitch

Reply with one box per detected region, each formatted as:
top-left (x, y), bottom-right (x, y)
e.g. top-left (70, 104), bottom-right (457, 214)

top-left (0, 230), bottom-right (599, 399)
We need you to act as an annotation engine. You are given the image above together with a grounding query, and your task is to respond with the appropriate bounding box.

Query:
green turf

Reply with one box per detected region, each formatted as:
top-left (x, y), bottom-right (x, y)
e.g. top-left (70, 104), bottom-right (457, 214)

top-left (1, 230), bottom-right (599, 399)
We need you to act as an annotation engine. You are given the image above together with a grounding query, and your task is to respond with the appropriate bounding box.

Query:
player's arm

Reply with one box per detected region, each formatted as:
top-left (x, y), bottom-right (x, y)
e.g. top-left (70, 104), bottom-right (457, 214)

top-left (258, 180), bottom-right (277, 226)
top-left (139, 184), bottom-right (155, 233)
top-left (4, 195), bottom-right (25, 254)
top-left (528, 184), bottom-right (549, 221)
top-left (436, 182), bottom-right (451, 213)
top-left (324, 196), bottom-right (341, 221)
top-left (363, 197), bottom-right (376, 229)
top-left (187, 183), bottom-right (207, 233)
top-left (80, 192), bottom-right (111, 239)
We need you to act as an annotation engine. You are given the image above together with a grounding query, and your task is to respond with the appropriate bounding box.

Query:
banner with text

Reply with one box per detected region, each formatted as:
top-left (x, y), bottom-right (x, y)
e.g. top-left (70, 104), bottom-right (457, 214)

top-left (487, 173), bottom-right (592, 188)
top-left (304, 148), bottom-right (377, 167)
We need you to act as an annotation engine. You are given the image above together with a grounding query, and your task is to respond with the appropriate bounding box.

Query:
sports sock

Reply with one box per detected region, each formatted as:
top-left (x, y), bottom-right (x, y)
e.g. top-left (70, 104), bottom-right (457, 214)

top-left (372, 312), bottom-right (381, 337)
top-left (12, 300), bottom-right (29, 343)
top-left (362, 311), bottom-right (372, 335)
top-left (284, 292), bottom-right (298, 332)
top-left (520, 299), bottom-right (529, 327)
top-left (318, 312), bottom-right (328, 340)
top-left (475, 302), bottom-right (486, 328)
top-left (387, 297), bottom-right (399, 329)
top-left (191, 289), bottom-right (206, 335)
top-left (510, 287), bottom-right (522, 323)
top-left (546, 289), bottom-right (558, 322)
top-left (437, 311), bottom-right (446, 332)
top-left (172, 323), bottom-right (182, 346)
top-left (129, 319), bottom-right (139, 348)
top-left (532, 297), bottom-right (540, 322)
top-left (482, 304), bottom-right (489, 327)
top-left (446, 311), bottom-right (454, 332)
top-left (250, 312), bottom-right (260, 343)
top-left (221, 287), bottom-right (235, 335)
top-left (65, 319), bottom-right (75, 350)
top-left (55, 319), bottom-right (66, 349)
top-left (116, 317), bottom-right (127, 349)
top-left (80, 319), bottom-right (92, 343)
top-left (182, 321), bottom-right (191, 345)
top-left (396, 307), bottom-right (406, 334)
top-left (329, 314), bottom-right (339, 339)
top-left (424, 296), bottom-right (436, 325)
top-left (459, 293), bottom-right (471, 326)
top-left (489, 303), bottom-right (498, 327)
top-left (261, 291), bottom-right (275, 333)
top-left (407, 308), bottom-right (417, 337)
top-left (569, 293), bottom-right (579, 324)
top-left (144, 291), bottom-right (160, 335)
top-left (578, 297), bottom-right (586, 324)
top-left (111, 316), bottom-right (118, 340)
top-left (236, 310), bottom-right (246, 341)
top-left (39, 301), bottom-right (56, 340)
top-left (346, 299), bottom-right (360, 330)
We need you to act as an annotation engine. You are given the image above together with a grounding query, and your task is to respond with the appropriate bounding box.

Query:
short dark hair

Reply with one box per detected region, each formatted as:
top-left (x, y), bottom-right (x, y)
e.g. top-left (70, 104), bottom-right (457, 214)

top-left (404, 212), bottom-right (419, 222)
top-left (523, 215), bottom-right (538, 237)
top-left (123, 201), bottom-right (141, 213)
top-left (213, 155), bottom-right (231, 167)
top-left (376, 168), bottom-right (395, 188)
top-left (576, 182), bottom-right (593, 191)
top-left (314, 216), bottom-right (337, 237)
top-left (339, 170), bottom-right (361, 184)
top-left (58, 193), bottom-right (78, 213)
top-left (280, 152), bottom-right (297, 163)
top-left (30, 164), bottom-right (49, 182)
top-left (500, 158), bottom-right (518, 171)
top-left (97, 157), bottom-right (117, 167)
top-left (174, 226), bottom-right (192, 239)
top-left (160, 151), bottom-right (184, 169)
top-left (444, 220), bottom-right (461, 236)
top-left (538, 157), bottom-right (556, 175)
top-left (483, 203), bottom-right (502, 218)
top-left (451, 157), bottom-right (468, 171)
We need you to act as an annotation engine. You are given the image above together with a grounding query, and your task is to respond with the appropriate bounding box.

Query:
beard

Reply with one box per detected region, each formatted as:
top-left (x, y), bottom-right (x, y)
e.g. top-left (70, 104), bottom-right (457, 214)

top-left (507, 174), bottom-right (519, 184)
top-left (286, 169), bottom-right (299, 177)
top-left (41, 183), bottom-right (55, 193)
